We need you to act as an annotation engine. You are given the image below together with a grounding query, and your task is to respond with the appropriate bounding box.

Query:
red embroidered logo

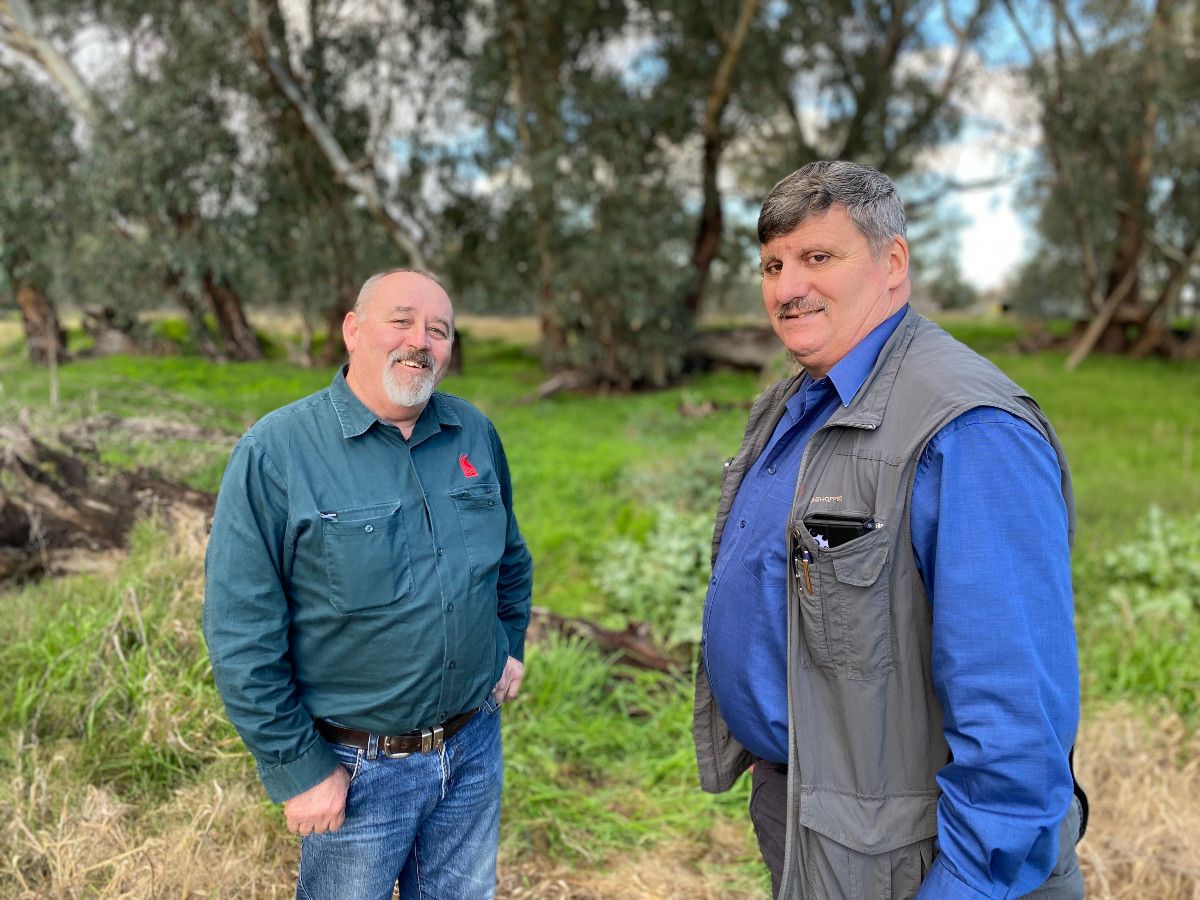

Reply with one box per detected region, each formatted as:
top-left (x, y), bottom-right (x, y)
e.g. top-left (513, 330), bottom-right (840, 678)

top-left (459, 454), bottom-right (479, 478)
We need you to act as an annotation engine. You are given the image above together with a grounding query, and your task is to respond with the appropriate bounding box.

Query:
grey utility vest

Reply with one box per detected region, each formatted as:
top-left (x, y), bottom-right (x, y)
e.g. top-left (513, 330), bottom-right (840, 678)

top-left (694, 309), bottom-right (1082, 899)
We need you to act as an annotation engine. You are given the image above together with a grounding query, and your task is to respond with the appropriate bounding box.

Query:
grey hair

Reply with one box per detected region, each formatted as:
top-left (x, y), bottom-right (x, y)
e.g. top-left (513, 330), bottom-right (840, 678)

top-left (353, 268), bottom-right (450, 320)
top-left (757, 160), bottom-right (906, 257)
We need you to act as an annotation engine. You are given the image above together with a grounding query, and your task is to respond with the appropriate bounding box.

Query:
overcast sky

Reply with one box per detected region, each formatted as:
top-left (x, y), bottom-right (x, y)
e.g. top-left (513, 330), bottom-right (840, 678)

top-left (935, 63), bottom-right (1041, 292)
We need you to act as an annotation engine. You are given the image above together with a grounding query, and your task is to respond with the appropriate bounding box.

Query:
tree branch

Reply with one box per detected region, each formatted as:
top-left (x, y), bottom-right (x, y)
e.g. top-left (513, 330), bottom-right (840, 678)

top-left (0, 0), bottom-right (97, 124)
top-left (1065, 244), bottom-right (1147, 370)
top-left (1001, 0), bottom-right (1106, 311)
top-left (890, 0), bottom-right (989, 157)
top-left (242, 0), bottom-right (425, 265)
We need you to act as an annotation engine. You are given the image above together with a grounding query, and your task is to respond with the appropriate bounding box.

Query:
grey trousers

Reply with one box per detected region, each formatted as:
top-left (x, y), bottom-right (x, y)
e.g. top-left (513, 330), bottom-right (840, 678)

top-left (749, 761), bottom-right (1085, 899)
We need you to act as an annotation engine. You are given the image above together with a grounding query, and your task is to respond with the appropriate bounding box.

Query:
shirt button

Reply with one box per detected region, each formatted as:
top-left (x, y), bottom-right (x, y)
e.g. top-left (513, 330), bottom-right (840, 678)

top-left (448, 660), bottom-right (456, 669)
top-left (447, 603), bottom-right (455, 612)
top-left (436, 547), bottom-right (444, 556)
top-left (364, 524), bottom-right (374, 533)
top-left (739, 519), bottom-right (746, 528)
top-left (767, 465), bottom-right (776, 475)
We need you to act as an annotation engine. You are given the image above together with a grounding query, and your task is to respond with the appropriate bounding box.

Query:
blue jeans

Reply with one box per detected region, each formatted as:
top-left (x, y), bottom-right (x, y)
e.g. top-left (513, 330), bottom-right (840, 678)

top-left (297, 697), bottom-right (503, 900)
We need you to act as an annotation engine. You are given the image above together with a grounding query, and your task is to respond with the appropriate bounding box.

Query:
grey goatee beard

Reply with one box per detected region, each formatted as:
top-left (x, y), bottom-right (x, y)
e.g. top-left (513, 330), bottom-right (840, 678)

top-left (383, 349), bottom-right (438, 408)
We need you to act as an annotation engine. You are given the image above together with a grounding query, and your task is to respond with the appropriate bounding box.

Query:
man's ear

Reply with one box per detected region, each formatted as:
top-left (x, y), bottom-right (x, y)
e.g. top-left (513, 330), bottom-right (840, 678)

top-left (885, 236), bottom-right (909, 289)
top-left (342, 311), bottom-right (359, 354)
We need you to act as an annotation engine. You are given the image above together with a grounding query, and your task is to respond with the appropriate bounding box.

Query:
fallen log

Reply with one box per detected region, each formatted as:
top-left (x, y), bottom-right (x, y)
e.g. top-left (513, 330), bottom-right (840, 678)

top-left (527, 605), bottom-right (682, 674)
top-left (685, 326), bottom-right (783, 373)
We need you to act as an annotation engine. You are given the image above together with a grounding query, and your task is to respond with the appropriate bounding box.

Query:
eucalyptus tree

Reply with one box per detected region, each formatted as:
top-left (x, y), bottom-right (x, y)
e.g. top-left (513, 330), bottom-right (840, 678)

top-left (0, 64), bottom-right (73, 364)
top-left (727, 1), bottom-right (994, 179)
top-left (0, 0), bottom-right (270, 359)
top-left (1005, 0), bottom-right (1199, 363)
top-left (425, 0), bottom-right (995, 386)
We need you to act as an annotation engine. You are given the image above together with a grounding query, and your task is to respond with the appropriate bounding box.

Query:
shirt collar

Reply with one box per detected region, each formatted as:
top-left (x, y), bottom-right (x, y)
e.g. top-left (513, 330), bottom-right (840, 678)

top-left (824, 305), bottom-right (909, 407)
top-left (328, 366), bottom-right (461, 440)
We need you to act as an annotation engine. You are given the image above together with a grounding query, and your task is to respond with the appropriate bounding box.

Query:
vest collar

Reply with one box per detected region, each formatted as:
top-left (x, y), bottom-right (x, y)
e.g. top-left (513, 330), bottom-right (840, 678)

top-left (823, 306), bottom-right (922, 431)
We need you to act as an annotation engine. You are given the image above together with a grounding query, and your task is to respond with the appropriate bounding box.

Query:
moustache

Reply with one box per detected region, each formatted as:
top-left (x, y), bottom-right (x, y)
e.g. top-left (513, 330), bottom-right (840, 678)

top-left (389, 349), bottom-right (435, 371)
top-left (776, 299), bottom-right (828, 319)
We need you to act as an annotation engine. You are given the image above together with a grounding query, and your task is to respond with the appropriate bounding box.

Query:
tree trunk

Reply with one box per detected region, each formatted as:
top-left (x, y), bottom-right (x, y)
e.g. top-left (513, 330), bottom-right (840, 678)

top-left (203, 272), bottom-right (262, 361)
top-left (321, 293), bottom-right (352, 365)
top-left (1071, 0), bottom-right (1170, 360)
top-left (168, 274), bottom-right (223, 361)
top-left (319, 203), bottom-right (359, 365)
top-left (501, 0), bottom-right (566, 365)
top-left (680, 0), bottom-right (761, 319)
top-left (14, 278), bottom-right (67, 366)
top-left (682, 138), bottom-right (726, 318)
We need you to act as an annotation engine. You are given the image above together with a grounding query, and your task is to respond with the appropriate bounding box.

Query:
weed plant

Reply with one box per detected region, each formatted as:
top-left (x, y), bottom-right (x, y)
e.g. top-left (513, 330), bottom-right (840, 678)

top-left (1074, 507), bottom-right (1200, 717)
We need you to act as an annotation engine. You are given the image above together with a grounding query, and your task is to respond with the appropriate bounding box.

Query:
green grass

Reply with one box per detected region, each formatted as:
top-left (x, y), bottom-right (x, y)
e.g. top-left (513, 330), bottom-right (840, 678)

top-left (1, 317), bottom-right (1198, 890)
top-left (0, 521), bottom-right (766, 892)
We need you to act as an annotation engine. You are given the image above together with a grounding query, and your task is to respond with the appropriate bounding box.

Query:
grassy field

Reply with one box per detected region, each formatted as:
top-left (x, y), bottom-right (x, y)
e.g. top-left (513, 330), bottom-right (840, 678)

top-left (1, 315), bottom-right (1198, 897)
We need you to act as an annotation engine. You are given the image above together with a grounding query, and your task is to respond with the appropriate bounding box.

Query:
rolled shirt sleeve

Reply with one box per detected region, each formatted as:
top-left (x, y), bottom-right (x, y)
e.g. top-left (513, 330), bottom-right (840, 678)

top-left (203, 435), bottom-right (338, 803)
top-left (911, 407), bottom-right (1079, 898)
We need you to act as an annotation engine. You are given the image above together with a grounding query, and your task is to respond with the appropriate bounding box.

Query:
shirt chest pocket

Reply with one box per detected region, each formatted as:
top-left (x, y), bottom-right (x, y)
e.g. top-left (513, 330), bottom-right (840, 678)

top-left (800, 528), bottom-right (894, 680)
top-left (449, 483), bottom-right (506, 581)
top-left (321, 504), bottom-right (415, 615)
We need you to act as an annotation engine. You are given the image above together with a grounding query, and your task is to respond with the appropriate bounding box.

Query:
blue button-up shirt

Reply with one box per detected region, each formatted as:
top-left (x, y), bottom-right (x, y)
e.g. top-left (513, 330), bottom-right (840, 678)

top-left (204, 369), bottom-right (533, 802)
top-left (702, 306), bottom-right (1079, 899)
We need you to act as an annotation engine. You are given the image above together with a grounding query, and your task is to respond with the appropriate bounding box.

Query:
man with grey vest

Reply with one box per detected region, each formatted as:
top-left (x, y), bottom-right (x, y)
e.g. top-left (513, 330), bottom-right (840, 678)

top-left (695, 161), bottom-right (1085, 899)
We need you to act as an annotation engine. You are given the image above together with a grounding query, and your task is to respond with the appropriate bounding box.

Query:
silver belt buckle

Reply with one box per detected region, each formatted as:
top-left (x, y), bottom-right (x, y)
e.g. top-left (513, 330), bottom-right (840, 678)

top-left (420, 724), bottom-right (445, 753)
top-left (381, 736), bottom-right (412, 759)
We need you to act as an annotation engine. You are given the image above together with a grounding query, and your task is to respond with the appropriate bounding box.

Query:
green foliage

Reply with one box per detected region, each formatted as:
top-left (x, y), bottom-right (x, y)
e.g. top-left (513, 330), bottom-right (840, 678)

top-left (1101, 506), bottom-right (1200, 622)
top-left (1075, 508), bottom-right (1200, 718)
top-left (426, 0), bottom-right (993, 385)
top-left (0, 65), bottom-right (79, 298)
top-left (0, 521), bottom-right (242, 800)
top-left (594, 507), bottom-right (713, 648)
top-left (502, 636), bottom-right (757, 877)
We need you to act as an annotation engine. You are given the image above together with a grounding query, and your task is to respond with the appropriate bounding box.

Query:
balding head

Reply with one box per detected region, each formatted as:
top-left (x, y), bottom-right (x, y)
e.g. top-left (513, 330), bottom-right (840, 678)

top-left (353, 268), bottom-right (453, 334)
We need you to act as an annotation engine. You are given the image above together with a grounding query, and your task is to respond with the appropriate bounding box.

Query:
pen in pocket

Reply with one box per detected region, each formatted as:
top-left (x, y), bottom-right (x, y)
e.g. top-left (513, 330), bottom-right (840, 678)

top-left (799, 549), bottom-right (814, 593)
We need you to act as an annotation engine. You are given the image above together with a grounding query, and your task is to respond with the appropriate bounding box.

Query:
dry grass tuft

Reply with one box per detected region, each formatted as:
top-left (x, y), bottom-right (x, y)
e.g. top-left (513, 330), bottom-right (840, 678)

top-left (2, 693), bottom-right (1197, 897)
top-left (1077, 705), bottom-right (1200, 899)
top-left (2, 740), bottom-right (294, 898)
top-left (497, 831), bottom-right (760, 900)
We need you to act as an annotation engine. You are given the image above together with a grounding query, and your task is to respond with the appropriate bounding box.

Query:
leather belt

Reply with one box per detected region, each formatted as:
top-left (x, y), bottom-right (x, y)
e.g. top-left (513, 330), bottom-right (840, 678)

top-left (316, 709), bottom-right (479, 757)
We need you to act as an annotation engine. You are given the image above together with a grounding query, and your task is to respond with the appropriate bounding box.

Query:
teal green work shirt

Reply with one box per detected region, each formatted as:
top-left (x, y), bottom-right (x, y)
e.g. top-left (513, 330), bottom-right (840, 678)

top-left (203, 369), bottom-right (533, 802)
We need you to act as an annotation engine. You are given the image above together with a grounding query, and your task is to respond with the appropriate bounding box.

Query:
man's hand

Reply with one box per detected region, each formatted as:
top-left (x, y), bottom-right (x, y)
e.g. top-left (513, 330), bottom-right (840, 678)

top-left (492, 655), bottom-right (524, 704)
top-left (284, 765), bottom-right (350, 835)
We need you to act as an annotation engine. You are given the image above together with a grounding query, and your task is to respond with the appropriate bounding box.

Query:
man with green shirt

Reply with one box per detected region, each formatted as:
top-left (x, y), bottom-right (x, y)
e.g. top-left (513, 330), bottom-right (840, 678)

top-left (204, 269), bottom-right (533, 899)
